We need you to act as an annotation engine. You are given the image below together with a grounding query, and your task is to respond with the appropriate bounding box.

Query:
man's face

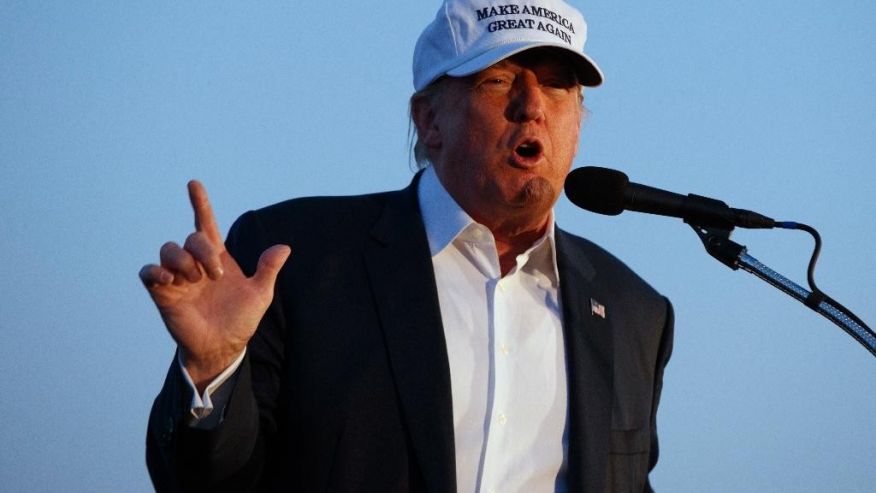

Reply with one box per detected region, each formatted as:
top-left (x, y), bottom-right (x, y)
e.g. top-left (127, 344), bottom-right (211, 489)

top-left (421, 48), bottom-right (583, 234)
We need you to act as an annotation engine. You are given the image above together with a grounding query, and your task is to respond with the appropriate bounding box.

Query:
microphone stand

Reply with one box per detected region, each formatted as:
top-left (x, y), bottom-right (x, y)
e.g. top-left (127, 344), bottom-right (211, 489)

top-left (688, 223), bottom-right (876, 358)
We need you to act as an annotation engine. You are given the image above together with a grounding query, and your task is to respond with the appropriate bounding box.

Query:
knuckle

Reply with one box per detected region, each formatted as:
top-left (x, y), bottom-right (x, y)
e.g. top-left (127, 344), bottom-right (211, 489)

top-left (160, 241), bottom-right (178, 256)
top-left (139, 265), bottom-right (160, 285)
top-left (184, 232), bottom-right (201, 249)
top-left (160, 242), bottom-right (189, 268)
top-left (185, 232), bottom-right (215, 257)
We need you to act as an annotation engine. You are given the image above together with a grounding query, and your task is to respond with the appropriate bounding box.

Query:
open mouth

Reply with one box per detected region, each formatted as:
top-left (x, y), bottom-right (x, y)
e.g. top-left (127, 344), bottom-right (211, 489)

top-left (515, 140), bottom-right (543, 159)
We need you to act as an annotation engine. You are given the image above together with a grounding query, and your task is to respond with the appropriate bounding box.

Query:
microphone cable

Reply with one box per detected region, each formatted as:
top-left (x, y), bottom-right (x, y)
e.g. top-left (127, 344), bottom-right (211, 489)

top-left (774, 221), bottom-right (875, 351)
top-left (764, 221), bottom-right (876, 356)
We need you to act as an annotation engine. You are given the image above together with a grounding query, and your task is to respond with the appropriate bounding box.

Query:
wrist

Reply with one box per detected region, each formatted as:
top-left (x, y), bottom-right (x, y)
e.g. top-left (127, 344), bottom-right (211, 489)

top-left (179, 347), bottom-right (245, 393)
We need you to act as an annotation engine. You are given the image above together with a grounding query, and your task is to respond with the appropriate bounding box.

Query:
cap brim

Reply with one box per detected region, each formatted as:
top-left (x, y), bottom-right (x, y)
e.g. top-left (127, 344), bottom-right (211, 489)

top-left (446, 41), bottom-right (603, 87)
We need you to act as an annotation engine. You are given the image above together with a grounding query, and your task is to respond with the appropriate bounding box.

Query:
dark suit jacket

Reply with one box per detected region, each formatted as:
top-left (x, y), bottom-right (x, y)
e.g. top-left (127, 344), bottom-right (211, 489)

top-left (147, 175), bottom-right (673, 493)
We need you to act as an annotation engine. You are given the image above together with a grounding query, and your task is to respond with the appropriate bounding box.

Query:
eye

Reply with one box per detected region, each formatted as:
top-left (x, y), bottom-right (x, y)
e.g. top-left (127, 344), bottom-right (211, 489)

top-left (544, 80), bottom-right (567, 89)
top-left (539, 77), bottom-right (578, 99)
top-left (476, 75), bottom-right (513, 94)
top-left (484, 77), bottom-right (511, 87)
top-left (540, 76), bottom-right (576, 89)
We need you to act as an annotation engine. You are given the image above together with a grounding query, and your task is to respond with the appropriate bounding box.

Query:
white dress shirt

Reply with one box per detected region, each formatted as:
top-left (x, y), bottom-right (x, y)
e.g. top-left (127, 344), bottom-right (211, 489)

top-left (184, 167), bottom-right (570, 491)
top-left (419, 166), bottom-right (569, 493)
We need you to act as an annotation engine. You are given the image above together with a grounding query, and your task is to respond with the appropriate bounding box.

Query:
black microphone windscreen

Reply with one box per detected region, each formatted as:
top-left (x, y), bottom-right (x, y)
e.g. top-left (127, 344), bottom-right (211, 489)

top-left (564, 167), bottom-right (629, 215)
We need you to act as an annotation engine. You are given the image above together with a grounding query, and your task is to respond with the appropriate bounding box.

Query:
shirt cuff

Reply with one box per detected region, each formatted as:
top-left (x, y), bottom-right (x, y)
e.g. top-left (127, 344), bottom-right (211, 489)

top-left (178, 349), bottom-right (247, 422)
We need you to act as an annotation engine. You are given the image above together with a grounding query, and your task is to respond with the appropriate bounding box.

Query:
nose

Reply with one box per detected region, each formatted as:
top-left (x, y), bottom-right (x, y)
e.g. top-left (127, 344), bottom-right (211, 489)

top-left (508, 71), bottom-right (546, 123)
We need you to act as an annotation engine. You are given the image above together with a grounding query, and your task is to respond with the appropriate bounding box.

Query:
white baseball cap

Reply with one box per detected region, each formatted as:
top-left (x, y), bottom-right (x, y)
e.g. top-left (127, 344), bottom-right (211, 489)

top-left (413, 0), bottom-right (603, 91)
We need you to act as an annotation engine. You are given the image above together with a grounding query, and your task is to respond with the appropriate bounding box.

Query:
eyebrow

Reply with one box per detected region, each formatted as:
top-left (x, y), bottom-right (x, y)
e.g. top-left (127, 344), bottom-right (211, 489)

top-left (481, 59), bottom-right (578, 83)
top-left (483, 60), bottom-right (513, 71)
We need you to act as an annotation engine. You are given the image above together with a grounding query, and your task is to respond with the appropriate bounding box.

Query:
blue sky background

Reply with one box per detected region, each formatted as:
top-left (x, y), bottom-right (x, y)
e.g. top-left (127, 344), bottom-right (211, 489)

top-left (1, 1), bottom-right (873, 491)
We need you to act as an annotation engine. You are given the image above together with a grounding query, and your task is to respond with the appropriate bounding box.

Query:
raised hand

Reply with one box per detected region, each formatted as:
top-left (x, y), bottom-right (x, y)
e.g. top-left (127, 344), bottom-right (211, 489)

top-left (139, 181), bottom-right (290, 391)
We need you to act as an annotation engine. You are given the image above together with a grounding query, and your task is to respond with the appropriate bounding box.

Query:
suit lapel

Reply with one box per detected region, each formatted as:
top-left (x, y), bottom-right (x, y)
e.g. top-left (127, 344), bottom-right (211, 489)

top-left (363, 178), bottom-right (457, 493)
top-left (556, 228), bottom-right (615, 493)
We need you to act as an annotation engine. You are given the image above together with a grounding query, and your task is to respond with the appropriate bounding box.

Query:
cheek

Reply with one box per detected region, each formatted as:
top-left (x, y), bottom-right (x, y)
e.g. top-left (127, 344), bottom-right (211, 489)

top-left (550, 126), bottom-right (580, 159)
top-left (555, 110), bottom-right (582, 154)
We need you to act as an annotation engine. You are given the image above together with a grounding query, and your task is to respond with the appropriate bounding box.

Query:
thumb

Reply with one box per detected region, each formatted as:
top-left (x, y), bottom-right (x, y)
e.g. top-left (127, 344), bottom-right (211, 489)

top-left (252, 244), bottom-right (292, 292)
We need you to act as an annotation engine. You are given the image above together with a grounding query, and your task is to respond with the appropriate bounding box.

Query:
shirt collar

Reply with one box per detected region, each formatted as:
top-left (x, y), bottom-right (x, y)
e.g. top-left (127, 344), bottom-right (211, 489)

top-left (418, 165), bottom-right (474, 257)
top-left (417, 166), bottom-right (560, 285)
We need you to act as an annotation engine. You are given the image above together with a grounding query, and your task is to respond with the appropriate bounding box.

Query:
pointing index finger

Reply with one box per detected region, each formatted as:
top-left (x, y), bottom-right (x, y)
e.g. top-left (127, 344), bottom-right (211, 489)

top-left (188, 180), bottom-right (223, 245)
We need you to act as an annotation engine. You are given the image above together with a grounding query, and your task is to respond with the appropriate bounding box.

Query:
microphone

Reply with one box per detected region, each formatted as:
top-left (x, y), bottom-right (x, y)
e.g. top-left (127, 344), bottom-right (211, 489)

top-left (564, 166), bottom-right (776, 229)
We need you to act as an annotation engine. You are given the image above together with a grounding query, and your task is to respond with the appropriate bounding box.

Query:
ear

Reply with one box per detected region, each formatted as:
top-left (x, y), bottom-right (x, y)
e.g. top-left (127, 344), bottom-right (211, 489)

top-left (411, 96), bottom-right (442, 149)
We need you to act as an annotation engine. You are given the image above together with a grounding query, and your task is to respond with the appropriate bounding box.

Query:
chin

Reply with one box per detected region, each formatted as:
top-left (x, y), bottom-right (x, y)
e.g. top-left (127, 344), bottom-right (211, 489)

top-left (508, 177), bottom-right (557, 210)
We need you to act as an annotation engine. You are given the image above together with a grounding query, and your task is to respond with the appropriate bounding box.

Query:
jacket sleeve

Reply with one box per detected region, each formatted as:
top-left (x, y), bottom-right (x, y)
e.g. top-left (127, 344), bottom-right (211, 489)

top-left (146, 354), bottom-right (265, 492)
top-left (643, 298), bottom-right (675, 492)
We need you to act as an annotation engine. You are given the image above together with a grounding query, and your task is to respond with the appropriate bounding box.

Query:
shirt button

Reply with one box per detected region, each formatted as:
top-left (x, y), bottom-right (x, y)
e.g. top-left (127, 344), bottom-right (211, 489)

top-left (536, 274), bottom-right (551, 289)
top-left (498, 413), bottom-right (507, 426)
top-left (499, 343), bottom-right (510, 355)
top-left (497, 281), bottom-right (506, 292)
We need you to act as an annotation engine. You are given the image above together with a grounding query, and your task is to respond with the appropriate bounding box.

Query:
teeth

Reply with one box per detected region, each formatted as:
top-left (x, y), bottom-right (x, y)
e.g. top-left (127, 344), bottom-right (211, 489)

top-left (517, 142), bottom-right (540, 157)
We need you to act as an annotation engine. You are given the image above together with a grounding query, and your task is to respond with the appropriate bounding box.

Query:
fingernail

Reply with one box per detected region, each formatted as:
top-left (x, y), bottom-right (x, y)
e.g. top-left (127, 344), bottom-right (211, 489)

top-left (160, 272), bottom-right (174, 284)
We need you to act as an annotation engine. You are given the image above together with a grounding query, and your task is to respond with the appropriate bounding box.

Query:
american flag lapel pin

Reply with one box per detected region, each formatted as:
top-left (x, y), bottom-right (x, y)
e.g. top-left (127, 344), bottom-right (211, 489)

top-left (590, 298), bottom-right (606, 319)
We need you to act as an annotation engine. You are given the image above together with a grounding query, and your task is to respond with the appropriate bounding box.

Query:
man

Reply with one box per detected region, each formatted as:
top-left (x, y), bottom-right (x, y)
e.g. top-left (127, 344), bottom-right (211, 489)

top-left (142, 1), bottom-right (673, 491)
